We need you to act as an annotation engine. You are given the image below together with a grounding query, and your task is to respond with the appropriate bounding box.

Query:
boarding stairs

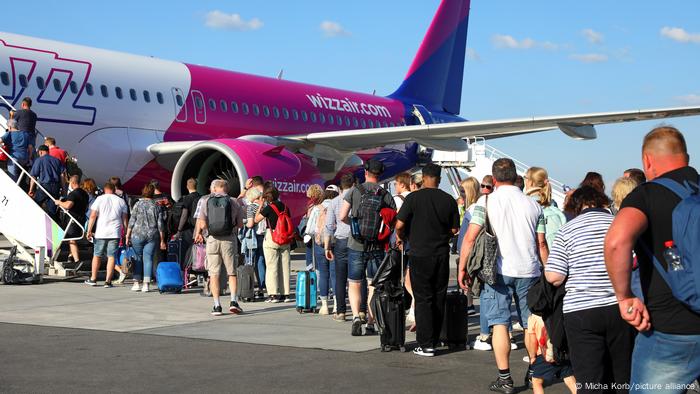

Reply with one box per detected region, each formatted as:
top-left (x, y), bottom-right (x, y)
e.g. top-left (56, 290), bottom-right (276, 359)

top-left (431, 137), bottom-right (567, 208)
top-left (0, 97), bottom-right (84, 280)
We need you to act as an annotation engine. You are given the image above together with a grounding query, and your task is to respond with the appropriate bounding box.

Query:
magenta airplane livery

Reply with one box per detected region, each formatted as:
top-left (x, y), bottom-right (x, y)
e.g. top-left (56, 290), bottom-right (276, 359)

top-left (1, 0), bottom-right (699, 223)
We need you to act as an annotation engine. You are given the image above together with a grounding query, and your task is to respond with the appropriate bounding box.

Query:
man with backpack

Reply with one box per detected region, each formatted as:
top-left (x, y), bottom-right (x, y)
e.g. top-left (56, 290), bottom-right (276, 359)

top-left (605, 126), bottom-right (700, 391)
top-left (194, 179), bottom-right (245, 316)
top-left (172, 178), bottom-right (202, 246)
top-left (340, 159), bottom-right (397, 336)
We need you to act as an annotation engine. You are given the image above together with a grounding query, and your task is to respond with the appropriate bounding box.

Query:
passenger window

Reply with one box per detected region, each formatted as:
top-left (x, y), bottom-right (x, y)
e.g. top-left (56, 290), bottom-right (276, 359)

top-left (336, 115), bottom-right (342, 125)
top-left (129, 88), bottom-right (137, 101)
top-left (301, 111), bottom-right (308, 122)
top-left (69, 81), bottom-right (78, 94)
top-left (231, 101), bottom-right (239, 113)
top-left (361, 119), bottom-right (366, 128)
top-left (195, 96), bottom-right (203, 109)
top-left (242, 103), bottom-right (249, 114)
top-left (209, 99), bottom-right (216, 111)
top-left (389, 122), bottom-right (395, 127)
top-left (353, 118), bottom-right (359, 128)
top-left (328, 115), bottom-right (334, 125)
top-left (253, 104), bottom-right (260, 116)
top-left (310, 112), bottom-right (317, 123)
top-left (220, 100), bottom-right (227, 112)
top-left (115, 87), bottom-right (123, 99)
top-left (369, 120), bottom-right (374, 128)
top-left (383, 121), bottom-right (389, 127)
top-left (0, 72), bottom-right (8, 86)
top-left (292, 109), bottom-right (299, 120)
top-left (53, 79), bottom-right (62, 92)
top-left (176, 95), bottom-right (183, 107)
top-left (263, 105), bottom-right (270, 117)
top-left (143, 91), bottom-right (151, 103)
top-left (282, 108), bottom-right (289, 119)
top-left (85, 83), bottom-right (94, 96)
top-left (273, 107), bottom-right (280, 119)
top-left (37, 77), bottom-right (46, 90)
top-left (345, 116), bottom-right (351, 127)
top-left (100, 84), bottom-right (109, 97)
top-left (319, 113), bottom-right (325, 124)
top-left (19, 74), bottom-right (28, 88)
top-left (156, 92), bottom-right (164, 104)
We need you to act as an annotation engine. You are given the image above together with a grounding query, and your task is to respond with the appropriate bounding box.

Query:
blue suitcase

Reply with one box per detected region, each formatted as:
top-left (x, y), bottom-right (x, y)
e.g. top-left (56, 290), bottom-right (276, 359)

top-left (296, 271), bottom-right (317, 313)
top-left (156, 261), bottom-right (183, 293)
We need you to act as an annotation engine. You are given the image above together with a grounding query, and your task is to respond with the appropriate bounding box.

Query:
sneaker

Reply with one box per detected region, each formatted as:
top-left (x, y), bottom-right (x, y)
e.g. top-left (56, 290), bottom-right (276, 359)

top-left (512, 322), bottom-right (524, 332)
top-left (466, 305), bottom-right (476, 315)
top-left (272, 296), bottom-right (283, 303)
top-left (489, 377), bottom-right (515, 394)
top-left (265, 296), bottom-right (275, 303)
top-left (318, 303), bottom-right (329, 315)
top-left (115, 272), bottom-right (127, 284)
top-left (413, 347), bottom-right (435, 357)
top-left (363, 322), bottom-right (377, 335)
top-left (103, 281), bottom-right (113, 288)
top-left (211, 305), bottom-right (223, 316)
top-left (351, 317), bottom-right (363, 336)
top-left (522, 355), bottom-right (530, 363)
top-left (472, 336), bottom-right (492, 351)
top-left (358, 312), bottom-right (367, 324)
top-left (141, 283), bottom-right (149, 293)
top-left (131, 282), bottom-right (141, 291)
top-left (510, 341), bottom-right (517, 350)
top-left (84, 279), bottom-right (97, 286)
top-left (229, 301), bottom-right (243, 314)
top-left (283, 295), bottom-right (294, 303)
top-left (333, 313), bottom-right (346, 322)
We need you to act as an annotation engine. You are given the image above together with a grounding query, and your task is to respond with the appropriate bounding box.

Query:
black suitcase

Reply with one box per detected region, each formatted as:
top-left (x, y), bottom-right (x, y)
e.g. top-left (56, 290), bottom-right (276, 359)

top-left (167, 238), bottom-right (187, 266)
top-left (440, 290), bottom-right (469, 350)
top-left (373, 292), bottom-right (406, 352)
top-left (236, 264), bottom-right (256, 302)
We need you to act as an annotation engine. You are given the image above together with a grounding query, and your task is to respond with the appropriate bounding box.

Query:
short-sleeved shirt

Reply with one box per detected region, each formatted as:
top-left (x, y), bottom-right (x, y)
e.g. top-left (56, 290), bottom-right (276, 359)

top-left (128, 199), bottom-right (164, 242)
top-left (180, 191), bottom-right (202, 229)
top-left (91, 193), bottom-right (128, 239)
top-left (30, 154), bottom-right (64, 184)
top-left (620, 166), bottom-right (700, 335)
top-left (470, 185), bottom-right (545, 278)
top-left (14, 109), bottom-right (37, 134)
top-left (1, 130), bottom-right (30, 162)
top-left (325, 191), bottom-right (351, 240)
top-left (260, 201), bottom-right (287, 230)
top-left (396, 188), bottom-right (459, 257)
top-left (545, 208), bottom-right (618, 314)
top-left (344, 182), bottom-right (397, 251)
top-left (194, 193), bottom-right (244, 237)
top-left (65, 188), bottom-right (89, 224)
top-left (48, 146), bottom-right (67, 164)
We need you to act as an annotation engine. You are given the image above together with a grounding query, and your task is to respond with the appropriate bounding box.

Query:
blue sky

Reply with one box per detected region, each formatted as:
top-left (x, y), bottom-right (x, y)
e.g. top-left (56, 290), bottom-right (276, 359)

top-left (5, 0), bottom-right (700, 188)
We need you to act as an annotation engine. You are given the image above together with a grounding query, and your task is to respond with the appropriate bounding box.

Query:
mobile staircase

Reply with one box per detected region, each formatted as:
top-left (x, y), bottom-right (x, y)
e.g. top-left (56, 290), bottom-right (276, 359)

top-left (0, 96), bottom-right (84, 280)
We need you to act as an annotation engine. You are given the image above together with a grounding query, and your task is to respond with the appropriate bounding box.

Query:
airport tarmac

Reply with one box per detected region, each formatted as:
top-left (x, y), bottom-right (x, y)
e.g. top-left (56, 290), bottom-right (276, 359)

top-left (0, 247), bottom-right (573, 393)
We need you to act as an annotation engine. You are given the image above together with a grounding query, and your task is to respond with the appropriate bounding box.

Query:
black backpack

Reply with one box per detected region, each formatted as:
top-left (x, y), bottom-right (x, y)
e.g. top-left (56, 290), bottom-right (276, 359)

top-left (352, 184), bottom-right (388, 243)
top-left (207, 195), bottom-right (233, 236)
top-left (167, 198), bottom-right (186, 234)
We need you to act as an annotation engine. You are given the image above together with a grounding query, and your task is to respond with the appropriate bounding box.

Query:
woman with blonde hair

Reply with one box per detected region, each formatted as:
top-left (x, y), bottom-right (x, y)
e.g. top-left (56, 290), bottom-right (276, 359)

top-left (611, 177), bottom-right (638, 214)
top-left (303, 184), bottom-right (334, 313)
top-left (525, 167), bottom-right (566, 248)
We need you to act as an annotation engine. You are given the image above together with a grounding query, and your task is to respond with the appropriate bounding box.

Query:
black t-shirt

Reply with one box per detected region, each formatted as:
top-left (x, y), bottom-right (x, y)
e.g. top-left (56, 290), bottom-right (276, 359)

top-left (181, 191), bottom-right (202, 227)
top-left (396, 188), bottom-right (460, 257)
top-left (66, 188), bottom-right (89, 223)
top-left (14, 109), bottom-right (37, 134)
top-left (261, 201), bottom-right (287, 230)
top-left (620, 166), bottom-right (700, 334)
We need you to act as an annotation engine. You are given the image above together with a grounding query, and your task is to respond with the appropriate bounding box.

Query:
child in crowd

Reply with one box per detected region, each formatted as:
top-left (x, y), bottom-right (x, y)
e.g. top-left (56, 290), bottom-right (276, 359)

top-left (526, 313), bottom-right (576, 394)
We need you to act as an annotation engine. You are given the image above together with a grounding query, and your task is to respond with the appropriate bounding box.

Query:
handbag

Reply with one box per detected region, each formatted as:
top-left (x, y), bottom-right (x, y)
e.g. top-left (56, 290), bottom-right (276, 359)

top-left (476, 195), bottom-right (499, 286)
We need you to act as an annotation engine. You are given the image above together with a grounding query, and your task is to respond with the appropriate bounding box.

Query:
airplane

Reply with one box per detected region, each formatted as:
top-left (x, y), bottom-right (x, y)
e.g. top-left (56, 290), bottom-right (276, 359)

top-left (2, 0), bottom-right (699, 224)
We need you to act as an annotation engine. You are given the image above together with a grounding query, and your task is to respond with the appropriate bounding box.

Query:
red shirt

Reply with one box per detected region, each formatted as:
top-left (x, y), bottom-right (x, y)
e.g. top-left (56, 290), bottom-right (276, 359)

top-left (49, 146), bottom-right (67, 164)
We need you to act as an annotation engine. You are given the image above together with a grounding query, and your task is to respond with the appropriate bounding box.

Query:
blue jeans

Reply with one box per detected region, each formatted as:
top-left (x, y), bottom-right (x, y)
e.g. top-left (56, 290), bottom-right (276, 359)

top-left (482, 274), bottom-right (539, 329)
top-left (630, 330), bottom-right (700, 393)
top-left (254, 234), bottom-right (266, 290)
top-left (131, 237), bottom-right (157, 281)
top-left (479, 288), bottom-right (489, 335)
top-left (34, 182), bottom-right (60, 219)
top-left (347, 248), bottom-right (382, 282)
top-left (6, 158), bottom-right (27, 182)
top-left (314, 243), bottom-right (335, 298)
top-left (333, 238), bottom-right (350, 314)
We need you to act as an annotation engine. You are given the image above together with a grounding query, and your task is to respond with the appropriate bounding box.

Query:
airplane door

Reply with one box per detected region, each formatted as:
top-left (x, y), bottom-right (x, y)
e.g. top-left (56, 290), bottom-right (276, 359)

top-left (172, 87), bottom-right (187, 122)
top-left (191, 90), bottom-right (206, 124)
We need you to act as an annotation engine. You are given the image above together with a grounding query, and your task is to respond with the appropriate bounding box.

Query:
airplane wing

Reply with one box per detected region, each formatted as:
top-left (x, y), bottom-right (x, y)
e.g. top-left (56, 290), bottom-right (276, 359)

top-left (291, 106), bottom-right (700, 152)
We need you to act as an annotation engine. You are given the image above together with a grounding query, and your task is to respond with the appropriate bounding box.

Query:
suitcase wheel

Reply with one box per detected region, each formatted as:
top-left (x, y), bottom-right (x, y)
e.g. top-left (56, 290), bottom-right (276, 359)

top-left (399, 346), bottom-right (407, 353)
top-left (296, 307), bottom-right (303, 314)
top-left (381, 345), bottom-right (391, 352)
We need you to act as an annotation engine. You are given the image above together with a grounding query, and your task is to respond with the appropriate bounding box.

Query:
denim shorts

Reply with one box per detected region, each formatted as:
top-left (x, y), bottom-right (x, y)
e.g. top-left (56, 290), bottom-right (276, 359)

top-left (531, 355), bottom-right (573, 382)
top-left (347, 248), bottom-right (383, 283)
top-left (482, 274), bottom-right (539, 329)
top-left (93, 238), bottom-right (119, 258)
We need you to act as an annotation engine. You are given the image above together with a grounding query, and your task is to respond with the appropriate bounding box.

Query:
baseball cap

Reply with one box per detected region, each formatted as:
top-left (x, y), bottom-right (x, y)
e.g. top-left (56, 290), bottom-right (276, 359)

top-left (325, 185), bottom-right (340, 193)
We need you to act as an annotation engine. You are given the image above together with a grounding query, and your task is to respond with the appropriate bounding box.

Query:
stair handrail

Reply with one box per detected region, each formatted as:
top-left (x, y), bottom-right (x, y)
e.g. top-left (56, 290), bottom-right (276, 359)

top-left (0, 137), bottom-right (84, 243)
top-left (482, 144), bottom-right (567, 193)
top-left (0, 95), bottom-right (44, 139)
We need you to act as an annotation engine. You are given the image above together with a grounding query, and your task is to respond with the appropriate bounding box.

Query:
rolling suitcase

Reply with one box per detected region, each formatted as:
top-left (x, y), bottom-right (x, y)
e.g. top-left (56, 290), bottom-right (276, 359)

top-left (296, 244), bottom-right (318, 313)
top-left (371, 249), bottom-right (406, 352)
top-left (440, 290), bottom-right (469, 350)
top-left (236, 257), bottom-right (256, 302)
top-left (167, 238), bottom-right (186, 266)
top-left (156, 261), bottom-right (184, 293)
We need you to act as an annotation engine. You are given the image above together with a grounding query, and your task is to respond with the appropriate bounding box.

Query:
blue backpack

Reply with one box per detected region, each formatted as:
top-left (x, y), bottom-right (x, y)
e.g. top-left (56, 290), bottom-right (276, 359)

top-left (646, 176), bottom-right (700, 313)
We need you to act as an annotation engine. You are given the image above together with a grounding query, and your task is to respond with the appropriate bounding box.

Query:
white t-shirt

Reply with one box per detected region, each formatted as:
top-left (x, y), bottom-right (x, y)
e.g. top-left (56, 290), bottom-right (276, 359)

top-left (91, 193), bottom-right (128, 239)
top-left (394, 191), bottom-right (410, 211)
top-left (470, 185), bottom-right (545, 278)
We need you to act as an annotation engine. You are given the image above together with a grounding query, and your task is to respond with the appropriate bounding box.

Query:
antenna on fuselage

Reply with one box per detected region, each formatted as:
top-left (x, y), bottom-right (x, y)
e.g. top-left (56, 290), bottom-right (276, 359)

top-left (277, 69), bottom-right (284, 80)
top-left (372, 89), bottom-right (376, 95)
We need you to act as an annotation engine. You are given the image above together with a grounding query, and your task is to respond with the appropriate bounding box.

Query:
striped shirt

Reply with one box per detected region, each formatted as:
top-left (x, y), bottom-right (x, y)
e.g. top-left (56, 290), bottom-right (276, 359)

top-left (324, 190), bottom-right (350, 240)
top-left (545, 208), bottom-right (618, 314)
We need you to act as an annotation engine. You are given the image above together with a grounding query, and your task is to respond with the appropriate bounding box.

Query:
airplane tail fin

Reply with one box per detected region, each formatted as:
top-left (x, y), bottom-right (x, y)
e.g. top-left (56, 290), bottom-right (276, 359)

top-left (389, 0), bottom-right (471, 115)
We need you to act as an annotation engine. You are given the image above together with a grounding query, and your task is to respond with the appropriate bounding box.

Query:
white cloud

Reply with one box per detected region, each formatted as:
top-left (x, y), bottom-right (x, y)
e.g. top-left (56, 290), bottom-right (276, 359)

top-left (320, 21), bottom-right (350, 37)
top-left (660, 27), bottom-right (700, 43)
top-left (491, 34), bottom-right (561, 50)
top-left (582, 28), bottom-right (604, 44)
top-left (205, 11), bottom-right (263, 31)
top-left (569, 53), bottom-right (608, 63)
top-left (675, 94), bottom-right (700, 105)
top-left (466, 47), bottom-right (480, 61)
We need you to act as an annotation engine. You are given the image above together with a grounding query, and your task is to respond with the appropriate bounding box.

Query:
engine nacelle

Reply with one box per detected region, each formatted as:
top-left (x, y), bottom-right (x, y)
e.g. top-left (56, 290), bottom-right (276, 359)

top-left (171, 139), bottom-right (322, 224)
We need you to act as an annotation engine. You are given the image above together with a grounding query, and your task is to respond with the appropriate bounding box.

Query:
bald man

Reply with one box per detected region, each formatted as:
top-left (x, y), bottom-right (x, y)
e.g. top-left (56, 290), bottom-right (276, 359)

top-left (604, 126), bottom-right (700, 391)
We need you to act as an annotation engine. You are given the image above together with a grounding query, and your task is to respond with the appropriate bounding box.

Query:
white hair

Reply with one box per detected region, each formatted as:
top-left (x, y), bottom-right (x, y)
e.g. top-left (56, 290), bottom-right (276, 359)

top-left (6, 119), bottom-right (17, 130)
top-left (210, 179), bottom-right (229, 192)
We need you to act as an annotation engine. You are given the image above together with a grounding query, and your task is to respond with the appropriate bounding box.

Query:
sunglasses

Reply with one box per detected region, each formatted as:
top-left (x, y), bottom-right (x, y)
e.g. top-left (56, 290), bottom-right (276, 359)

top-left (481, 184), bottom-right (493, 190)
